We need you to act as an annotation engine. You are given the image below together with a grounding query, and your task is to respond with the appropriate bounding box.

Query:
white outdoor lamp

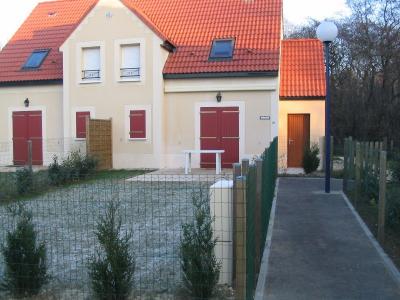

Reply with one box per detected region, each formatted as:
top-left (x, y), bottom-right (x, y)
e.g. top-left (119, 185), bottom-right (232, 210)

top-left (316, 20), bottom-right (338, 193)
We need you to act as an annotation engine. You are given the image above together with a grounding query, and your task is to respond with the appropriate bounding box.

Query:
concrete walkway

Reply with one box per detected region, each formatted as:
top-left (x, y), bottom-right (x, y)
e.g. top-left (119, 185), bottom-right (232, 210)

top-left (262, 178), bottom-right (400, 300)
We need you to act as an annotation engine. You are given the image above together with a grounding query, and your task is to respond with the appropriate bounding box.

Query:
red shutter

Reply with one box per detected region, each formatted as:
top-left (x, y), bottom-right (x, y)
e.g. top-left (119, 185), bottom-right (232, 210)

top-left (76, 111), bottom-right (90, 138)
top-left (130, 110), bottom-right (146, 139)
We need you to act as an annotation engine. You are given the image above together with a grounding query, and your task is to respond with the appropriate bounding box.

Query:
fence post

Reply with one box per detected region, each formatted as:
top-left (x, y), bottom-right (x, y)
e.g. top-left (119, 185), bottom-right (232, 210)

top-left (383, 137), bottom-right (388, 151)
top-left (355, 142), bottom-right (362, 205)
top-left (320, 136), bottom-right (325, 171)
top-left (27, 140), bottom-right (33, 172)
top-left (255, 159), bottom-right (263, 274)
top-left (232, 163), bottom-right (241, 285)
top-left (343, 138), bottom-right (348, 191)
top-left (348, 137), bottom-right (354, 180)
top-left (242, 159), bottom-right (250, 176)
top-left (330, 136), bottom-right (334, 172)
top-left (378, 151), bottom-right (387, 244)
top-left (374, 142), bottom-right (380, 173)
top-left (234, 176), bottom-right (246, 300)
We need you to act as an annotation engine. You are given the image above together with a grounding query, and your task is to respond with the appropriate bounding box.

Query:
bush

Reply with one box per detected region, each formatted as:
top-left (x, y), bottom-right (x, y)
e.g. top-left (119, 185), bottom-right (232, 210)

top-left (390, 157), bottom-right (400, 182)
top-left (1, 205), bottom-right (48, 297)
top-left (88, 201), bottom-right (135, 300)
top-left (15, 167), bottom-right (34, 195)
top-left (302, 143), bottom-right (320, 174)
top-left (48, 151), bottom-right (97, 185)
top-left (180, 192), bottom-right (220, 299)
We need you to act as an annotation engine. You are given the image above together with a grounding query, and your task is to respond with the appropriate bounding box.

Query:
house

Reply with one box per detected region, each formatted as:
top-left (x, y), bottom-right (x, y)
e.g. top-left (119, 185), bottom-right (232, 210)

top-left (0, 0), bottom-right (326, 170)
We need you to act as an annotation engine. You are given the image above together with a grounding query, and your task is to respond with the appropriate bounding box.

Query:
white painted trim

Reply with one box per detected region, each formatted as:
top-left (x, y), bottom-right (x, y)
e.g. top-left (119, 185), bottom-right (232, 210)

top-left (114, 38), bottom-right (146, 83)
top-left (71, 107), bottom-right (96, 140)
top-left (194, 101), bottom-right (245, 168)
top-left (7, 106), bottom-right (47, 166)
top-left (152, 36), bottom-right (164, 168)
top-left (270, 89), bottom-right (279, 141)
top-left (124, 105), bottom-right (152, 142)
top-left (76, 41), bottom-right (105, 85)
top-left (61, 45), bottom-right (71, 153)
top-left (165, 83), bottom-right (277, 93)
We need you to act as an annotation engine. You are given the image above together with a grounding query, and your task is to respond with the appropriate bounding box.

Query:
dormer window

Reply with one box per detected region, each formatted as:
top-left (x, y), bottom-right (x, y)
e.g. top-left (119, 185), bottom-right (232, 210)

top-left (22, 49), bottom-right (49, 69)
top-left (81, 47), bottom-right (101, 81)
top-left (209, 39), bottom-right (234, 60)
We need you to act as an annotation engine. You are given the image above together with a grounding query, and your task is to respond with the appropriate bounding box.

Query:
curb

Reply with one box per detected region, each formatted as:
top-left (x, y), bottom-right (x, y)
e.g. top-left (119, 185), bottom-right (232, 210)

top-left (341, 191), bottom-right (400, 286)
top-left (254, 178), bottom-right (280, 300)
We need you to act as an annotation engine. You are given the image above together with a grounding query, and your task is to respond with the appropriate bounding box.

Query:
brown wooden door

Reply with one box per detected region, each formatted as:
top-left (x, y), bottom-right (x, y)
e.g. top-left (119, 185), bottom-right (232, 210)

top-left (287, 114), bottom-right (310, 168)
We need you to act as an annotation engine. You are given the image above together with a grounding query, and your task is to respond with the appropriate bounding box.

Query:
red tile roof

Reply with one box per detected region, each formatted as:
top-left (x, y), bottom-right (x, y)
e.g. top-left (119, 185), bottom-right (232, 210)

top-left (280, 39), bottom-right (326, 99)
top-left (0, 0), bottom-right (98, 83)
top-left (0, 0), bottom-right (282, 83)
top-left (122, 0), bottom-right (282, 75)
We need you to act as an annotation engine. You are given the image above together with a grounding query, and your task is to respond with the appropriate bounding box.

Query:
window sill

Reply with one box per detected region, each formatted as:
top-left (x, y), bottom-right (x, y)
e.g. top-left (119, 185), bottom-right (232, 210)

top-left (79, 79), bottom-right (102, 85)
top-left (118, 77), bottom-right (141, 83)
top-left (128, 138), bottom-right (147, 141)
top-left (75, 138), bottom-right (86, 141)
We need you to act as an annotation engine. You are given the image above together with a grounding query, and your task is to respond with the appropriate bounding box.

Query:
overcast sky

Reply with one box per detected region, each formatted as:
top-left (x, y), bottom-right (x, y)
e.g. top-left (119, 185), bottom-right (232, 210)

top-left (0, 0), bottom-right (350, 47)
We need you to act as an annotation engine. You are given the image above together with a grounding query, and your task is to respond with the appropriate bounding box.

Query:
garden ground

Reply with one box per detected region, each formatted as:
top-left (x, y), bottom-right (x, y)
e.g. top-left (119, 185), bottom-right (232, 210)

top-left (0, 169), bottom-right (229, 299)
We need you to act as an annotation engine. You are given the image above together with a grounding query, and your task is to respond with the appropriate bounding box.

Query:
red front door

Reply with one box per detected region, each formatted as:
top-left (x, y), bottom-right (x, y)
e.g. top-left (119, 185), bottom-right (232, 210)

top-left (200, 107), bottom-right (239, 168)
top-left (12, 111), bottom-right (43, 165)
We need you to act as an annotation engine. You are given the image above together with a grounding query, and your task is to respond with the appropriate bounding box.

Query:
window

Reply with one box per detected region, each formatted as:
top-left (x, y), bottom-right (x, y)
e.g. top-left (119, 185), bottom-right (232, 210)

top-left (209, 39), bottom-right (234, 59)
top-left (82, 47), bottom-right (100, 80)
top-left (23, 50), bottom-right (49, 69)
top-left (76, 111), bottom-right (90, 138)
top-left (120, 45), bottom-right (140, 79)
top-left (129, 110), bottom-right (146, 139)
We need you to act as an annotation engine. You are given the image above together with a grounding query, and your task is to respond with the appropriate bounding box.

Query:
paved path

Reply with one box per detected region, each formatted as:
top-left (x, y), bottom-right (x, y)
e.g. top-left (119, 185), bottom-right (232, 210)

top-left (262, 177), bottom-right (400, 300)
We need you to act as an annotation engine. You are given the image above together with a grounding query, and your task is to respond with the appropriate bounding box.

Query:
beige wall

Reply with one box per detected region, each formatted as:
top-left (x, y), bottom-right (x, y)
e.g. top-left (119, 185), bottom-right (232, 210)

top-left (61, 0), bottom-right (169, 169)
top-left (164, 77), bottom-right (279, 168)
top-left (0, 85), bottom-right (63, 165)
top-left (278, 99), bottom-right (325, 170)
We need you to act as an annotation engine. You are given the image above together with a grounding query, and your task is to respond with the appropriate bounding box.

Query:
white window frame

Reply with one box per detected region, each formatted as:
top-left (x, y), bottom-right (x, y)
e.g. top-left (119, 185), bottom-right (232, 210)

top-left (77, 41), bottom-right (105, 85)
top-left (115, 38), bottom-right (145, 83)
top-left (71, 107), bottom-right (96, 140)
top-left (124, 105), bottom-right (151, 142)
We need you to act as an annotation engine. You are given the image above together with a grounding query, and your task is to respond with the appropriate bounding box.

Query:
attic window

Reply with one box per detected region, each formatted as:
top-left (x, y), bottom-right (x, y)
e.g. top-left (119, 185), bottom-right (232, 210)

top-left (209, 39), bottom-right (234, 59)
top-left (23, 50), bottom-right (49, 69)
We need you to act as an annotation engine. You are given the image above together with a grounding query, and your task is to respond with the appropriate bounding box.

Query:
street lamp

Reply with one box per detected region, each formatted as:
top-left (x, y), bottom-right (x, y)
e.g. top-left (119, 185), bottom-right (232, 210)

top-left (317, 20), bottom-right (338, 193)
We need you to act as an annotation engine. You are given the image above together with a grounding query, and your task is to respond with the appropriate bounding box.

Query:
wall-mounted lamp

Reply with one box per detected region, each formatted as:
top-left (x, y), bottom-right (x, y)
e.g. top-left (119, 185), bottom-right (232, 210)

top-left (216, 92), bottom-right (222, 103)
top-left (24, 98), bottom-right (30, 107)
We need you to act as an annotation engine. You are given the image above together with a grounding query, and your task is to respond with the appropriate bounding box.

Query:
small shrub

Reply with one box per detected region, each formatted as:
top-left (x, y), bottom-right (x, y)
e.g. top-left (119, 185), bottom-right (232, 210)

top-left (1, 205), bottom-right (48, 297)
top-left (387, 185), bottom-right (400, 228)
top-left (88, 201), bottom-right (135, 300)
top-left (48, 151), bottom-right (97, 185)
top-left (15, 167), bottom-right (34, 195)
top-left (302, 143), bottom-right (320, 174)
top-left (180, 192), bottom-right (220, 299)
top-left (48, 156), bottom-right (65, 186)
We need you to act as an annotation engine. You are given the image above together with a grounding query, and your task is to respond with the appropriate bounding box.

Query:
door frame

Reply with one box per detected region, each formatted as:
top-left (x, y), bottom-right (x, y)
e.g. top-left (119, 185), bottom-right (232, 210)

top-left (195, 101), bottom-right (245, 168)
top-left (8, 106), bottom-right (47, 166)
top-left (287, 113), bottom-right (310, 168)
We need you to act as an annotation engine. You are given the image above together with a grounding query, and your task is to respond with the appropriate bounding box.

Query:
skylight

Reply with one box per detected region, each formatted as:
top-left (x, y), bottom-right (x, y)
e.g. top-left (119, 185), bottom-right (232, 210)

top-left (209, 39), bottom-right (234, 59)
top-left (23, 50), bottom-right (49, 69)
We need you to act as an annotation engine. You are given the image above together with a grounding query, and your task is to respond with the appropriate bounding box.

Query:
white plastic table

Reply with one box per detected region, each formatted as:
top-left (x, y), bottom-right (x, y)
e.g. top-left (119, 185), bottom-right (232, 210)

top-left (183, 150), bottom-right (225, 175)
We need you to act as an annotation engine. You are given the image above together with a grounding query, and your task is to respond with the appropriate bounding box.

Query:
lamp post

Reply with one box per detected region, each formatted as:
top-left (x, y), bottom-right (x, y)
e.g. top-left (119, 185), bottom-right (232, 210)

top-left (317, 20), bottom-right (338, 193)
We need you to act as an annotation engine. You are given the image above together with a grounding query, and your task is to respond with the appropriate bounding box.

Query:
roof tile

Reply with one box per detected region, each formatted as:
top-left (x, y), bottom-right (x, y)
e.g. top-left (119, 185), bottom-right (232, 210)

top-left (280, 39), bottom-right (326, 98)
top-left (0, 0), bottom-right (98, 83)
